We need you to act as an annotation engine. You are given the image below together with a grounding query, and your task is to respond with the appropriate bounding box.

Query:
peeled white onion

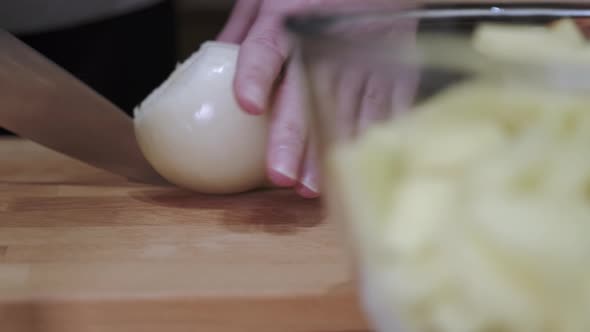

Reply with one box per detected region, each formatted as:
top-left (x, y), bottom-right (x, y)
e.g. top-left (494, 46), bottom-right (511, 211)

top-left (133, 41), bottom-right (269, 194)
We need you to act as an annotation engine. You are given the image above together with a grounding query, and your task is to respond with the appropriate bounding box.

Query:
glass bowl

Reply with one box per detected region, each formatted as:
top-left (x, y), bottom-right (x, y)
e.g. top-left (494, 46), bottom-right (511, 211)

top-left (286, 3), bottom-right (590, 332)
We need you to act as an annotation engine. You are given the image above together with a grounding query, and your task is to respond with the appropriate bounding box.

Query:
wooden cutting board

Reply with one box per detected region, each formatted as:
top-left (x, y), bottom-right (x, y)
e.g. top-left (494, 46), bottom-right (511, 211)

top-left (0, 138), bottom-right (369, 332)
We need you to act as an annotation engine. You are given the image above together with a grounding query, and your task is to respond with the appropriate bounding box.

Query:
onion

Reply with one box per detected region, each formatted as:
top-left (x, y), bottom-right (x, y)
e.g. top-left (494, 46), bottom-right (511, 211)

top-left (134, 41), bottom-right (269, 194)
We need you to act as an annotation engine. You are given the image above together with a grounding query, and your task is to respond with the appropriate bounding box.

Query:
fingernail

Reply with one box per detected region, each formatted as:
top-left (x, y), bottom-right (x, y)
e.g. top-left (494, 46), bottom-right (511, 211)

top-left (297, 181), bottom-right (320, 199)
top-left (270, 146), bottom-right (298, 180)
top-left (242, 85), bottom-right (265, 114)
top-left (273, 162), bottom-right (297, 184)
top-left (301, 178), bottom-right (319, 195)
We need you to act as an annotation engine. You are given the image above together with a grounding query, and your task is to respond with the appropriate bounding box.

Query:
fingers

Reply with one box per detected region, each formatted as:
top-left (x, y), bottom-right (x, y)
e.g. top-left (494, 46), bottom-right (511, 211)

top-left (356, 65), bottom-right (420, 134)
top-left (334, 67), bottom-right (369, 138)
top-left (358, 72), bottom-right (394, 132)
top-left (215, 0), bottom-right (421, 199)
top-left (296, 139), bottom-right (320, 199)
top-left (392, 68), bottom-right (420, 116)
top-left (234, 14), bottom-right (291, 115)
top-left (216, 0), bottom-right (261, 43)
top-left (266, 59), bottom-right (308, 187)
top-left (329, 64), bottom-right (415, 138)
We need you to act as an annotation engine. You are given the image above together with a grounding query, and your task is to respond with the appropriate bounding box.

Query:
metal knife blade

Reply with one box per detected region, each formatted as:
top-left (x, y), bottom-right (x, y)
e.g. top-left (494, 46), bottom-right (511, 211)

top-left (0, 29), bottom-right (168, 185)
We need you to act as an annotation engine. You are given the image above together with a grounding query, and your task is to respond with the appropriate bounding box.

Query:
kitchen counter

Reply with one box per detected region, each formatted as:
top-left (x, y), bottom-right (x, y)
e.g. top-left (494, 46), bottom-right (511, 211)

top-left (0, 138), bottom-right (368, 332)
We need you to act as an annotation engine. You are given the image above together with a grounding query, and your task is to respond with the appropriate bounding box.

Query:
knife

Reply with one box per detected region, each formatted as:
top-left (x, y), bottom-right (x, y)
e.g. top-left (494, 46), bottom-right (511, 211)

top-left (0, 29), bottom-right (168, 185)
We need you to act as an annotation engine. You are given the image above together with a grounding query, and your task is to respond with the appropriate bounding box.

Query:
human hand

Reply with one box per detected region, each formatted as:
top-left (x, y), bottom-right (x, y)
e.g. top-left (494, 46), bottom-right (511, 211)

top-left (217, 0), bottom-right (416, 198)
top-left (216, 0), bottom-right (328, 198)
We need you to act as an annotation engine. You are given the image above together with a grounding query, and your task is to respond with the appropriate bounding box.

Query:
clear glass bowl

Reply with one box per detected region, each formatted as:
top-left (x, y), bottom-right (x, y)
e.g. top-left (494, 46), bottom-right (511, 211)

top-left (286, 3), bottom-right (590, 332)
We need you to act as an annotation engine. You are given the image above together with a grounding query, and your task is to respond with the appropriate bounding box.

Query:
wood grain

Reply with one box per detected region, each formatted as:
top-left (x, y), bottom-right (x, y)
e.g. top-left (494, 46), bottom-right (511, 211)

top-left (0, 138), bottom-right (370, 332)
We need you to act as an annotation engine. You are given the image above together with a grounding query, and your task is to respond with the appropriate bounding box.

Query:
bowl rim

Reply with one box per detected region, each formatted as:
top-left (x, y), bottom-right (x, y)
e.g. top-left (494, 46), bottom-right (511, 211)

top-left (284, 2), bottom-right (590, 37)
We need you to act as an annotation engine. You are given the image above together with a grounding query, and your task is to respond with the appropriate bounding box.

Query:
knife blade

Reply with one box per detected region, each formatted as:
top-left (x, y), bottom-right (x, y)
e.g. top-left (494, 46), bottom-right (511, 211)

top-left (0, 29), bottom-right (168, 185)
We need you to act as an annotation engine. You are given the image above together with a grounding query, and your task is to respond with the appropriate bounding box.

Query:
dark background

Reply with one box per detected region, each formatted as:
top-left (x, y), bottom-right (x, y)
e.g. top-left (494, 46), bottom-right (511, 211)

top-left (1, 0), bottom-right (234, 135)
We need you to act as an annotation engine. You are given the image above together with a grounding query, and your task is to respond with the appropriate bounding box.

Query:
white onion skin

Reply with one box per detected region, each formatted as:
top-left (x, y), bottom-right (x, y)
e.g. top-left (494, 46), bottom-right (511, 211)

top-left (134, 41), bottom-right (270, 194)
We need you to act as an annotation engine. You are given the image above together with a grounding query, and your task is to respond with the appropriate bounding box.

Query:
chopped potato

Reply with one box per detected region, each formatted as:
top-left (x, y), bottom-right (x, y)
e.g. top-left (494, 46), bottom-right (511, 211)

top-left (329, 19), bottom-right (590, 332)
top-left (473, 19), bottom-right (590, 64)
